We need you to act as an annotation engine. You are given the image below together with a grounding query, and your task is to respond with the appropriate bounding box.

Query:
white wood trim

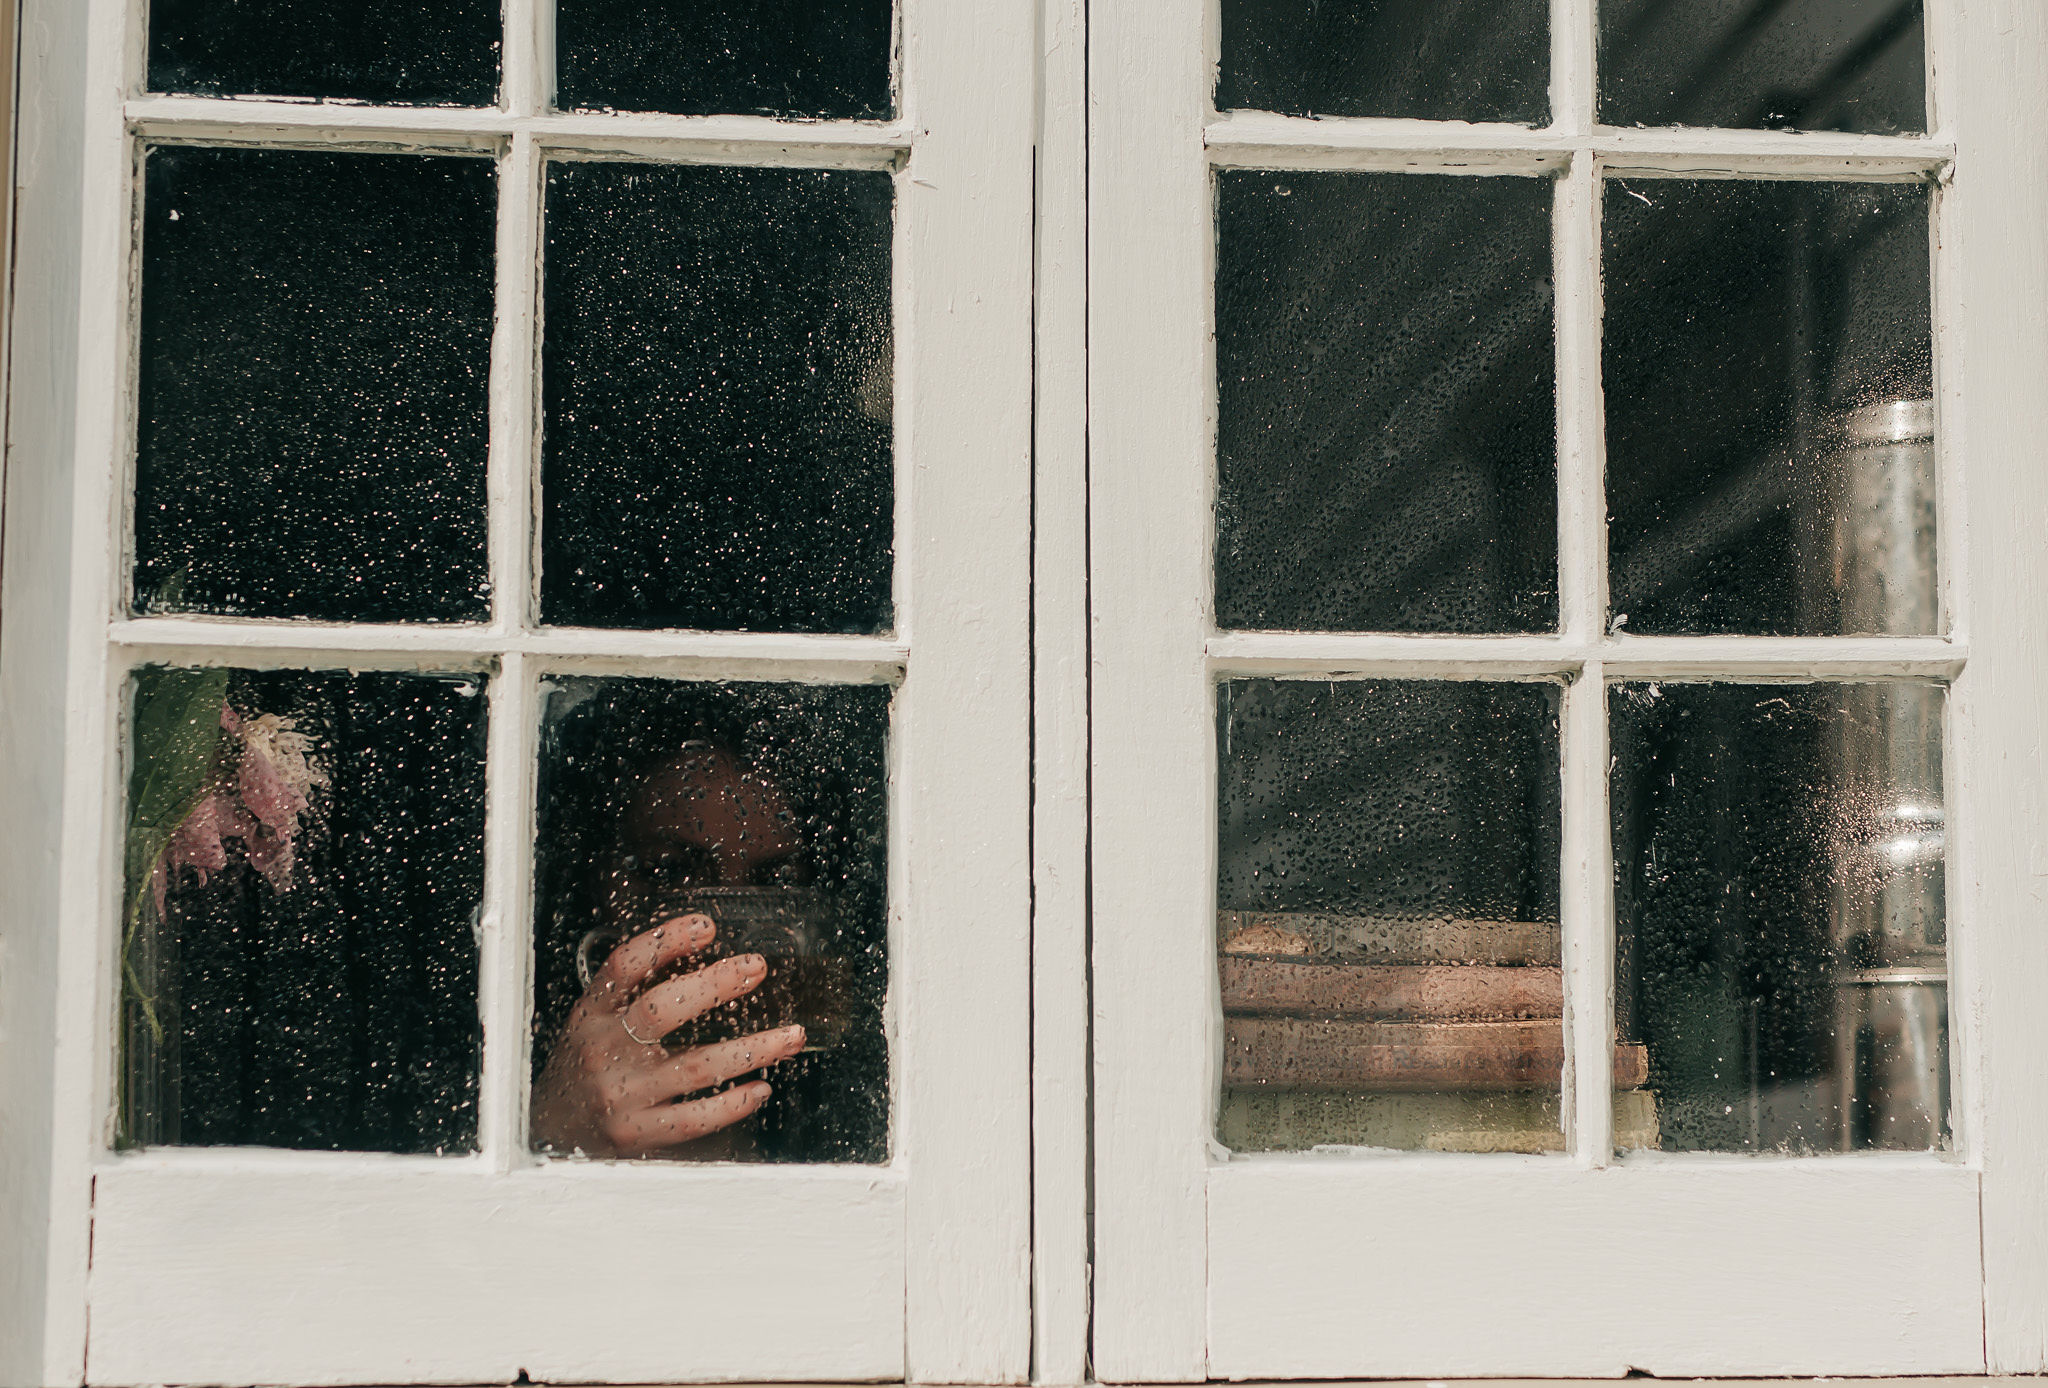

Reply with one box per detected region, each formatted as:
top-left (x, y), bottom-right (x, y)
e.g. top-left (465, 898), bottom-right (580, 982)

top-left (1559, 669), bottom-right (1612, 1166)
top-left (894, 0), bottom-right (1036, 1378)
top-left (1088, 0), bottom-right (1213, 1375)
top-left (108, 618), bottom-right (910, 677)
top-left (0, 0), bottom-right (92, 1379)
top-left (33, 0), bottom-right (139, 1380)
top-left (126, 96), bottom-right (913, 154)
top-left (1949, 0), bottom-right (2048, 1370)
top-left (1206, 111), bottom-right (1952, 180)
top-left (1208, 1160), bottom-right (1984, 1378)
top-left (501, 0), bottom-right (545, 121)
top-left (1205, 633), bottom-right (1967, 679)
top-left (477, 650), bottom-right (539, 1169)
top-left (87, 1162), bottom-right (907, 1384)
top-left (1031, 0), bottom-right (1093, 1376)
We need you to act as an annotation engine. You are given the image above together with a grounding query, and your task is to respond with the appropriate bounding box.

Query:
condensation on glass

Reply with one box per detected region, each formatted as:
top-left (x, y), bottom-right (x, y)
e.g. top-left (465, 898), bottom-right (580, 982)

top-left (1605, 178), bottom-right (1934, 637)
top-left (120, 666), bottom-right (487, 1153)
top-left (541, 162), bottom-right (894, 634)
top-left (1611, 681), bottom-right (1948, 1154)
top-left (148, 0), bottom-right (502, 106)
top-left (1600, 0), bottom-right (1926, 135)
top-left (1215, 679), bottom-right (1595, 1154)
top-left (1215, 171), bottom-right (1557, 636)
top-left (555, 0), bottom-right (894, 119)
top-left (133, 146), bottom-right (495, 624)
top-left (530, 676), bottom-right (891, 1163)
top-left (1216, 0), bottom-right (1550, 124)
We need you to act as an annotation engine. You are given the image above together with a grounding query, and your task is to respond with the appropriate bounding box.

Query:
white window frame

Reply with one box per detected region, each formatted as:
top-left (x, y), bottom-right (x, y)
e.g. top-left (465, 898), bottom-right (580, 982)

top-left (1089, 0), bottom-right (2048, 1378)
top-left (0, 0), bottom-right (1036, 1382)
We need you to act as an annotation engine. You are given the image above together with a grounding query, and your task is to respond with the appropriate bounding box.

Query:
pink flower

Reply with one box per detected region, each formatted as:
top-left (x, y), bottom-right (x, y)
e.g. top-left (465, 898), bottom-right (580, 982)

top-left (149, 702), bottom-right (327, 918)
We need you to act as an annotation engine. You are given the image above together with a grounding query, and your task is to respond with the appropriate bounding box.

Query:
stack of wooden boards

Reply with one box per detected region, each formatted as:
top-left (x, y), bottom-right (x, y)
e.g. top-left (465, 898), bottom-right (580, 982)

top-left (1217, 910), bottom-right (1657, 1152)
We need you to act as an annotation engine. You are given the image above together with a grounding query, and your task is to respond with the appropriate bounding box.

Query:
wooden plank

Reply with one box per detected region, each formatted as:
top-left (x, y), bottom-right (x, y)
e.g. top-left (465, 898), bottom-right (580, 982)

top-left (1218, 910), bottom-right (1561, 965)
top-left (1224, 1016), bottom-right (1648, 1091)
top-left (1220, 959), bottom-right (1563, 1020)
top-left (1218, 1088), bottom-right (1659, 1154)
top-left (1209, 1160), bottom-right (1984, 1377)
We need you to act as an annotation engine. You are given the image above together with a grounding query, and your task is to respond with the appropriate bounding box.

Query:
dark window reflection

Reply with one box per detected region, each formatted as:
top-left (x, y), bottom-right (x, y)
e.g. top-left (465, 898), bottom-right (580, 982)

top-left (1217, 679), bottom-right (1570, 1153)
top-left (149, 0), bottom-right (501, 107)
top-left (1216, 171), bottom-right (1557, 634)
top-left (1600, 0), bottom-right (1924, 134)
top-left (135, 147), bottom-right (495, 624)
top-left (556, 0), bottom-right (894, 119)
top-left (531, 677), bottom-right (890, 1163)
top-left (1604, 178), bottom-right (1933, 636)
top-left (121, 667), bottom-right (487, 1153)
top-left (541, 162), bottom-right (893, 633)
top-left (1218, 0), bottom-right (1549, 124)
top-left (1611, 681), bottom-right (1948, 1153)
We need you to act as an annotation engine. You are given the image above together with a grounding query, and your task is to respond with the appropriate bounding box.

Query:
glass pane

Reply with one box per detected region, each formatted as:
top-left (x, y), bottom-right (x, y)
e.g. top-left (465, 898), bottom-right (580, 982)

top-left (541, 162), bottom-right (894, 633)
top-left (149, 0), bottom-right (500, 106)
top-left (135, 147), bottom-right (495, 624)
top-left (529, 677), bottom-right (890, 1163)
top-left (1600, 0), bottom-right (1925, 135)
top-left (1605, 178), bottom-right (1933, 636)
top-left (1217, 679), bottom-right (1567, 1153)
top-left (556, 0), bottom-right (893, 119)
top-left (121, 666), bottom-right (487, 1152)
top-left (1611, 681), bottom-right (1948, 1154)
top-left (1218, 0), bottom-right (1549, 124)
top-left (1216, 171), bottom-right (1557, 635)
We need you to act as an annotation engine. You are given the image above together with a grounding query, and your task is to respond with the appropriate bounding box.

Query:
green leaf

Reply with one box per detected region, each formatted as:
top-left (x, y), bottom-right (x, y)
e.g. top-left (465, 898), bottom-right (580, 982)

top-left (122, 666), bottom-right (229, 920)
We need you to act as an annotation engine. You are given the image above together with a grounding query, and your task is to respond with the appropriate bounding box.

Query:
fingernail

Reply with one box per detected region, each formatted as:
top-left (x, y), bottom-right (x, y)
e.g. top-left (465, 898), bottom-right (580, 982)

top-left (738, 953), bottom-right (767, 976)
top-left (786, 1024), bottom-right (807, 1048)
top-left (662, 913), bottom-right (715, 942)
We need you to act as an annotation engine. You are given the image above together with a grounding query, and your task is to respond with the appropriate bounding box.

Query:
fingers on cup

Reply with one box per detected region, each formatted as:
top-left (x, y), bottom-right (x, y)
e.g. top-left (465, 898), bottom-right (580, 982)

top-left (633, 1025), bottom-right (806, 1104)
top-left (620, 1081), bottom-right (773, 1153)
top-left (594, 914), bottom-right (717, 997)
top-left (623, 952), bottom-right (767, 1039)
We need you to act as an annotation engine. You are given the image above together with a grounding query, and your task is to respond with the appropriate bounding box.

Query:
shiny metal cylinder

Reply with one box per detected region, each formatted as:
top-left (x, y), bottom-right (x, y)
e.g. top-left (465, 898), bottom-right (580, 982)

top-left (1822, 399), bottom-right (1947, 1149)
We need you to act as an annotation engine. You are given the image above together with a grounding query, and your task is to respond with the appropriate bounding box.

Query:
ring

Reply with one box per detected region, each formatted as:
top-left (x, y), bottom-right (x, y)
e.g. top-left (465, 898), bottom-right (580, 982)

top-left (621, 1014), bottom-right (667, 1047)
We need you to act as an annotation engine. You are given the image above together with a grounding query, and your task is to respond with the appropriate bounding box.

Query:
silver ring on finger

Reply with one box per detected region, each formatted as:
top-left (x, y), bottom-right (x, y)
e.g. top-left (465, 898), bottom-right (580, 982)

top-left (621, 1014), bottom-right (667, 1047)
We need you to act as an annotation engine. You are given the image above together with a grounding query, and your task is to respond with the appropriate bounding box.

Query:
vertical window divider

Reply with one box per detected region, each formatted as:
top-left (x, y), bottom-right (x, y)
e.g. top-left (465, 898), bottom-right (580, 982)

top-left (478, 650), bottom-right (538, 1170)
top-left (1553, 0), bottom-right (1611, 1149)
top-left (477, 118), bottom-right (545, 1171)
top-left (489, 128), bottom-right (542, 636)
top-left (504, 0), bottom-right (553, 120)
top-left (1549, 0), bottom-right (1596, 138)
top-left (1561, 661), bottom-right (1615, 1165)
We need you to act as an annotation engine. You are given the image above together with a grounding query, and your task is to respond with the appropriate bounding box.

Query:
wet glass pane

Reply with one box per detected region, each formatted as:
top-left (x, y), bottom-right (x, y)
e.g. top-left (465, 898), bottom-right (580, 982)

top-left (1218, 0), bottom-right (1550, 124)
top-left (1600, 0), bottom-right (1924, 134)
top-left (530, 677), bottom-right (890, 1163)
top-left (1605, 178), bottom-right (1933, 636)
top-left (149, 0), bottom-right (500, 106)
top-left (1611, 681), bottom-right (1948, 1154)
top-left (541, 162), bottom-right (893, 633)
top-left (120, 666), bottom-right (487, 1152)
top-left (556, 0), bottom-right (894, 119)
top-left (1217, 679), bottom-right (1570, 1153)
top-left (135, 147), bottom-right (494, 624)
top-left (1216, 171), bottom-right (1557, 635)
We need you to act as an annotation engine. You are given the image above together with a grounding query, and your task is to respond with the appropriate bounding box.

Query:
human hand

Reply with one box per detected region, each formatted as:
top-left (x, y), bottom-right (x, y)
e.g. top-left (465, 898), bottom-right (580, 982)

top-left (531, 913), bottom-right (806, 1158)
